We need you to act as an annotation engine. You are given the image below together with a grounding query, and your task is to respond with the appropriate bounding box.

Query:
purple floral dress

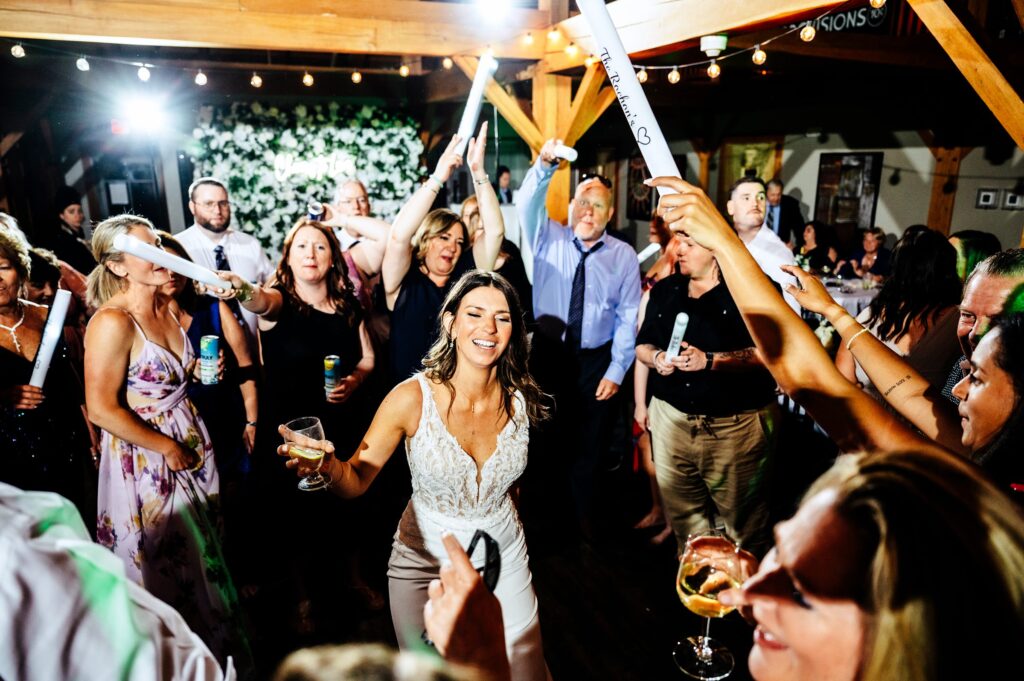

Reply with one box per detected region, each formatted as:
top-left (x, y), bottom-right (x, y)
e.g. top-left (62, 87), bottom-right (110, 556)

top-left (96, 312), bottom-right (243, 662)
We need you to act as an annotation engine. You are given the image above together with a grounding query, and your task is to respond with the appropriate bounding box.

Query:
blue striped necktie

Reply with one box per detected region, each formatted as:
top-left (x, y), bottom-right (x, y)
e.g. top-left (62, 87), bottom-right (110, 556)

top-left (566, 239), bottom-right (603, 350)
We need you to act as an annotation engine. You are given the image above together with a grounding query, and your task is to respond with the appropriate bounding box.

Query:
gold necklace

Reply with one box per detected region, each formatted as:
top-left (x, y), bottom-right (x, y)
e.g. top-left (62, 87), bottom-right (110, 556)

top-left (0, 305), bottom-right (25, 355)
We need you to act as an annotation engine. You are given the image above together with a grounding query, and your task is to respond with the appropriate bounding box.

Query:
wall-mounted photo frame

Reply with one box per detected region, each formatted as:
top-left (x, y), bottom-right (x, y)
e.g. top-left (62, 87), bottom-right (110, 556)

top-left (813, 153), bottom-right (884, 248)
top-left (717, 138), bottom-right (784, 205)
top-left (976, 188), bottom-right (999, 209)
top-left (1002, 188), bottom-right (1024, 211)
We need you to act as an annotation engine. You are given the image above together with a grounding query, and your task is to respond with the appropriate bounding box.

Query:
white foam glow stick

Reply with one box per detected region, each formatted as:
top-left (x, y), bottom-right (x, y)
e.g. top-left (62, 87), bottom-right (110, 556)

top-left (576, 0), bottom-right (680, 194)
top-left (112, 233), bottom-right (233, 289)
top-left (455, 54), bottom-right (498, 156)
top-left (664, 312), bottom-right (690, 360)
top-left (553, 144), bottom-right (578, 162)
top-left (29, 289), bottom-right (71, 388)
top-left (637, 242), bottom-right (660, 263)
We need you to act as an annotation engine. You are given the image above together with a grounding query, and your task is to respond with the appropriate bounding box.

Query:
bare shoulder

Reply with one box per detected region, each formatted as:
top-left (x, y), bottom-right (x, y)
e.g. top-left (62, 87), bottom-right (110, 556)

top-left (86, 306), bottom-right (134, 340)
top-left (380, 377), bottom-right (423, 434)
top-left (22, 300), bottom-right (49, 326)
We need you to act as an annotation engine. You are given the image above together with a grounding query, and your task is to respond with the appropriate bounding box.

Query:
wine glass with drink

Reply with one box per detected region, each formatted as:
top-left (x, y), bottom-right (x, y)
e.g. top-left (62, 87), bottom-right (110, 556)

top-left (281, 416), bottom-right (332, 492)
top-left (674, 529), bottom-right (743, 679)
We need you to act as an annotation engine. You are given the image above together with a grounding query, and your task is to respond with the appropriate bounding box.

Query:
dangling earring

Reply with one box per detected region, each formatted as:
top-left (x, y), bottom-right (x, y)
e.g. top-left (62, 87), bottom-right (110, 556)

top-left (449, 334), bottom-right (456, 348)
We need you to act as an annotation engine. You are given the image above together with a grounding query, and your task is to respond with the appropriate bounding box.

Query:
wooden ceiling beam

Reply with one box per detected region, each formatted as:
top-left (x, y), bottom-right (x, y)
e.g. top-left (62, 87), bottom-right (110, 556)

top-left (500, 0), bottom-right (844, 75)
top-left (906, 0), bottom-right (1024, 149)
top-left (0, 0), bottom-right (548, 58)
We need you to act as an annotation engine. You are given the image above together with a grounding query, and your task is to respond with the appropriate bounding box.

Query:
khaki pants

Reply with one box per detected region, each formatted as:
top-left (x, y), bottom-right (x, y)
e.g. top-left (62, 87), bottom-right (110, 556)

top-left (648, 397), bottom-right (775, 555)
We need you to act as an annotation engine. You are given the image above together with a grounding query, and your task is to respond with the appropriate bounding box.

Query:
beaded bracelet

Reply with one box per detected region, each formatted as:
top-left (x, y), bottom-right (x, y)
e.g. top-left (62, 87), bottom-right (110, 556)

top-left (846, 327), bottom-right (870, 351)
top-left (473, 174), bottom-right (490, 185)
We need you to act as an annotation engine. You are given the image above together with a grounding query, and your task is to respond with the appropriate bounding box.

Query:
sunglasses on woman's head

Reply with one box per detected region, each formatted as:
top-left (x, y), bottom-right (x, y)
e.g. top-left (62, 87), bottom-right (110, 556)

top-left (580, 172), bottom-right (612, 189)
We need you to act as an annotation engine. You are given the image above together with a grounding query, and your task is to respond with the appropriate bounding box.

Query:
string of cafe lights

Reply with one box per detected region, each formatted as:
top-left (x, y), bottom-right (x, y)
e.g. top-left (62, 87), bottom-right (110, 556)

top-left (518, 0), bottom-right (887, 84)
top-left (4, 0), bottom-right (884, 87)
top-left (2, 38), bottom-right (417, 87)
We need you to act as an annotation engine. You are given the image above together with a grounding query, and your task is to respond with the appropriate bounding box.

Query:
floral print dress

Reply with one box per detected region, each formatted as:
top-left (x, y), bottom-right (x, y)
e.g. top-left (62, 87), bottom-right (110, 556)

top-left (96, 312), bottom-right (244, 663)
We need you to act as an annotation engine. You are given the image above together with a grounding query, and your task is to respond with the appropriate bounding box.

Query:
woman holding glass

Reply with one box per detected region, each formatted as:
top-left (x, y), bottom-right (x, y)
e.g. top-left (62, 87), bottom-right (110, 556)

top-left (83, 215), bottom-right (243, 662)
top-left (282, 270), bottom-right (552, 681)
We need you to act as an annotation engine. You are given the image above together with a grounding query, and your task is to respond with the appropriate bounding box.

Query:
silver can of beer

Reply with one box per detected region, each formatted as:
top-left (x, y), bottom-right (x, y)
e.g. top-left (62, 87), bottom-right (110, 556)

top-left (200, 335), bottom-right (219, 385)
top-left (307, 199), bottom-right (325, 221)
top-left (324, 354), bottom-right (341, 397)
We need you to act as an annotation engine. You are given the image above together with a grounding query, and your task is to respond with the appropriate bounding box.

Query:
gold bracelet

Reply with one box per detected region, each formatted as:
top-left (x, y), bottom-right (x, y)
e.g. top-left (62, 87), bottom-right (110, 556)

top-left (846, 327), bottom-right (870, 351)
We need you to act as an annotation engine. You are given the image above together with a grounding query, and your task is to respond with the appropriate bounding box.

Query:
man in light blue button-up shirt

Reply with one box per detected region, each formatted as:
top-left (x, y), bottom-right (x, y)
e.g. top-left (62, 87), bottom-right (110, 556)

top-left (517, 139), bottom-right (641, 534)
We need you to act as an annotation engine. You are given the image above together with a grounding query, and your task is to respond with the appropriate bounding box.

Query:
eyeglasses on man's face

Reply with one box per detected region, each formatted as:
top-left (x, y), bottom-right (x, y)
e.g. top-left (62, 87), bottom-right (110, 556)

top-left (195, 200), bottom-right (232, 211)
top-left (340, 196), bottom-right (370, 206)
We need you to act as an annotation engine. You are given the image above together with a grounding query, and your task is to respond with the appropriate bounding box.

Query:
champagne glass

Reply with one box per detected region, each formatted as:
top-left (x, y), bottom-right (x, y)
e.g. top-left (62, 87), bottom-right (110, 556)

top-left (281, 416), bottom-right (331, 492)
top-left (673, 529), bottom-right (742, 679)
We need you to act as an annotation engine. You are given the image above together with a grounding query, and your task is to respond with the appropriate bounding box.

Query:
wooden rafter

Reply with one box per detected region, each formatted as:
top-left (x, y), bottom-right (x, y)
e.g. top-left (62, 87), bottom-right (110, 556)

top-left (906, 0), bottom-right (1024, 149)
top-left (510, 0), bottom-right (845, 74)
top-left (0, 0), bottom-right (547, 58)
top-left (453, 56), bottom-right (544, 151)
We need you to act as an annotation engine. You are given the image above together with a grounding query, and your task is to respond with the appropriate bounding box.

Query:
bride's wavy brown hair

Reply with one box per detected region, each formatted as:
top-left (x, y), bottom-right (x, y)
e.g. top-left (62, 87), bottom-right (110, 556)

top-left (422, 270), bottom-right (551, 428)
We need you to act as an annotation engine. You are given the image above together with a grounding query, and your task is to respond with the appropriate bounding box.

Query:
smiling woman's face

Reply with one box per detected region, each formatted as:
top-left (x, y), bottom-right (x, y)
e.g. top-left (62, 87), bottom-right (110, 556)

top-left (743, 490), bottom-right (867, 681)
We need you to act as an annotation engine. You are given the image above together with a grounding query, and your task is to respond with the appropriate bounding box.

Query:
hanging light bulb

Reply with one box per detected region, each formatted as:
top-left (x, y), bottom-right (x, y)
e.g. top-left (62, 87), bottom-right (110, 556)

top-left (442, 56), bottom-right (453, 70)
top-left (76, 56), bottom-right (90, 72)
top-left (869, 0), bottom-right (886, 7)
top-left (667, 67), bottom-right (680, 84)
top-left (524, 32), bottom-right (534, 45)
top-left (250, 72), bottom-right (263, 88)
top-left (399, 63), bottom-right (410, 77)
top-left (565, 42), bottom-right (579, 57)
top-left (351, 70), bottom-right (362, 84)
top-left (194, 70), bottom-right (208, 86)
top-left (10, 44), bottom-right (26, 59)
top-left (137, 65), bottom-right (151, 82)
top-left (547, 28), bottom-right (561, 42)
top-left (636, 68), bottom-right (648, 84)
top-left (584, 54), bottom-right (596, 68)
top-left (752, 45), bottom-right (767, 65)
top-left (799, 23), bottom-right (816, 42)
top-left (706, 60), bottom-right (720, 79)
top-left (302, 71), bottom-right (314, 87)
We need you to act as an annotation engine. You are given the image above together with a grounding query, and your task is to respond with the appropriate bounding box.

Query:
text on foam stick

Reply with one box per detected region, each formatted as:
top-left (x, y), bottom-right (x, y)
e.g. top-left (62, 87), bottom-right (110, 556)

top-left (575, 0), bottom-right (680, 193)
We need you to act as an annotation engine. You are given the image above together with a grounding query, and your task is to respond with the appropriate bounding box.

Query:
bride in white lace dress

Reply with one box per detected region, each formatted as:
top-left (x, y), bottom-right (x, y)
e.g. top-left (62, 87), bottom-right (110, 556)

top-left (282, 270), bottom-right (552, 680)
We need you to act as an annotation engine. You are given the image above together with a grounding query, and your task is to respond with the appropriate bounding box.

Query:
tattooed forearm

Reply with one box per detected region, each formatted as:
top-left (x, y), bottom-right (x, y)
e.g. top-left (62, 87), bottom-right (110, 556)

top-left (718, 348), bottom-right (756, 361)
top-left (883, 374), bottom-right (912, 397)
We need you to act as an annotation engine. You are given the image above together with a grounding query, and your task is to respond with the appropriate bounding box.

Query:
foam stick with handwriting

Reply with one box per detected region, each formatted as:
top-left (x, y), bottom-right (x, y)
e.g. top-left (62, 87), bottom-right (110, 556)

top-left (29, 289), bottom-right (72, 388)
top-left (112, 233), bottom-right (234, 290)
top-left (454, 54), bottom-right (498, 156)
top-left (576, 0), bottom-right (680, 193)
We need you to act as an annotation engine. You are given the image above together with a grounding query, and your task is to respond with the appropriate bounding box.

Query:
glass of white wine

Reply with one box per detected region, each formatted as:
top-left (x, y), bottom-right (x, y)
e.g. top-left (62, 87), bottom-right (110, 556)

top-left (282, 416), bottom-right (331, 492)
top-left (674, 529), bottom-right (743, 680)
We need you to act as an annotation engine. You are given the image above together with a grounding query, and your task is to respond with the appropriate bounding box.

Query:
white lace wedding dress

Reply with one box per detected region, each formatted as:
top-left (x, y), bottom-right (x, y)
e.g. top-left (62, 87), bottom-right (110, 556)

top-left (387, 373), bottom-right (550, 681)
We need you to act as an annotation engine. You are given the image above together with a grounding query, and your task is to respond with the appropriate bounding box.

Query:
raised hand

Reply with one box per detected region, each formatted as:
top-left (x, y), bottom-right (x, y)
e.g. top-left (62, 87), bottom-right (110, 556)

top-left (467, 121), bottom-right (489, 179)
top-left (433, 134), bottom-right (465, 184)
top-left (780, 265), bottom-right (843, 317)
top-left (647, 176), bottom-right (739, 253)
top-left (424, 532), bottom-right (510, 680)
top-left (538, 138), bottom-right (562, 167)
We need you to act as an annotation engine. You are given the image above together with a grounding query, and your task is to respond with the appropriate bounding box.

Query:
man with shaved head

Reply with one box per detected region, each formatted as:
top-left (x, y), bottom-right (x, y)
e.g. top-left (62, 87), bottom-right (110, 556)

top-left (517, 138), bottom-right (641, 539)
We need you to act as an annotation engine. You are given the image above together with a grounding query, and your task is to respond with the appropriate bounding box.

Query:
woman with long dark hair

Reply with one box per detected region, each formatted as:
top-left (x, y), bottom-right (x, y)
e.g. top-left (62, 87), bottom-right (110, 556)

top-left (836, 228), bottom-right (961, 398)
top-left (796, 220), bottom-right (838, 274)
top-left (282, 270), bottom-right (552, 680)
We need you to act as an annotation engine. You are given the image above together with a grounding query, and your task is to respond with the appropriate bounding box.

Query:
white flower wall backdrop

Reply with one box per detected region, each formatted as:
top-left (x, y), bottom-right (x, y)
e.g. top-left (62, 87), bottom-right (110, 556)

top-left (192, 101), bottom-right (424, 253)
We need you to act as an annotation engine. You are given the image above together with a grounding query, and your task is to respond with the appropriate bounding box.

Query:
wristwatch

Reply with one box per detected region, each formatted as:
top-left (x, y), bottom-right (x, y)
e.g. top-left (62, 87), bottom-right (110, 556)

top-left (704, 351), bottom-right (714, 369)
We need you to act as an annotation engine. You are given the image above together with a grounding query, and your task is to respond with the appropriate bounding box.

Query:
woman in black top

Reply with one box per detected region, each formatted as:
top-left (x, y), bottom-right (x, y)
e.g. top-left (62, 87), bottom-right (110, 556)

top-left (0, 229), bottom-right (95, 531)
top-left (382, 122), bottom-right (504, 384)
top-left (217, 219), bottom-right (374, 639)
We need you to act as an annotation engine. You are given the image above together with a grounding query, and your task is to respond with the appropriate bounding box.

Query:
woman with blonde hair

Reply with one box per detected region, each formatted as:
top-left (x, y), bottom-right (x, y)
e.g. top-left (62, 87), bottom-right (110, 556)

top-left (84, 214), bottom-right (244, 663)
top-left (383, 122), bottom-right (503, 383)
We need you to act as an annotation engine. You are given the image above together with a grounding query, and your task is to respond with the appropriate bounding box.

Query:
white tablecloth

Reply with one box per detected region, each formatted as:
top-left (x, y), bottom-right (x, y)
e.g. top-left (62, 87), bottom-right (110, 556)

top-left (829, 286), bottom-right (878, 317)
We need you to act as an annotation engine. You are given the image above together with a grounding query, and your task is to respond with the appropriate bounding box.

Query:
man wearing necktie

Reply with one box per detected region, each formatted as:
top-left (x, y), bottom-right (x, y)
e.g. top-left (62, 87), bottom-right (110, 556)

top-left (176, 177), bottom-right (275, 342)
top-left (763, 178), bottom-right (804, 249)
top-left (517, 139), bottom-right (641, 539)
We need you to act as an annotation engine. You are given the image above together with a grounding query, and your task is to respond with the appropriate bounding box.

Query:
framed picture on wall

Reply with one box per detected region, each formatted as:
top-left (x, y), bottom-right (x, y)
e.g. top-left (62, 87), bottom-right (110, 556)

top-left (625, 153), bottom-right (688, 220)
top-left (717, 137), bottom-right (784, 203)
top-left (813, 152), bottom-right (883, 248)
